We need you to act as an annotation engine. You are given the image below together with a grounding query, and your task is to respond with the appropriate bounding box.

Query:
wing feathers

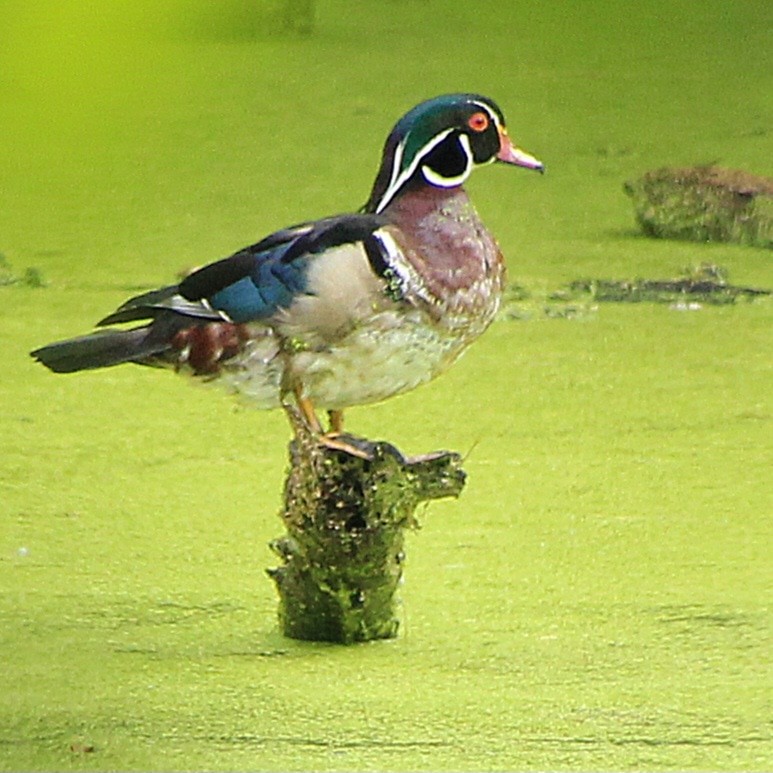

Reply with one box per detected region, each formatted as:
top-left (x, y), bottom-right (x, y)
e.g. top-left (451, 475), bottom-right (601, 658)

top-left (84, 214), bottom-right (395, 332)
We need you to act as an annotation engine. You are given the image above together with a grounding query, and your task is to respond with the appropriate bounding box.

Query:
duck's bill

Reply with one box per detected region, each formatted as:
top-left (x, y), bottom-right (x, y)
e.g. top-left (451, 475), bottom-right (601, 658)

top-left (497, 132), bottom-right (544, 173)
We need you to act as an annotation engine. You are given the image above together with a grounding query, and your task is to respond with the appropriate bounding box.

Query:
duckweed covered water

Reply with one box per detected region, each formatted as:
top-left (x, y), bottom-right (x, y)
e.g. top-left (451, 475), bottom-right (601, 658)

top-left (1, 1), bottom-right (771, 770)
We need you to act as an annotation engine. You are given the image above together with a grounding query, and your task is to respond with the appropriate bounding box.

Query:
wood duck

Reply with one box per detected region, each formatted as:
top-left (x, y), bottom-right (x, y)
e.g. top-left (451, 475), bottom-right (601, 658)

top-left (31, 94), bottom-right (543, 436)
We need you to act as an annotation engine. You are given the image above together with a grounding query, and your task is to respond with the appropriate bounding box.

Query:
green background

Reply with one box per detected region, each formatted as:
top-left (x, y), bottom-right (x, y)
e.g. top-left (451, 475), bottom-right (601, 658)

top-left (1, 1), bottom-right (771, 769)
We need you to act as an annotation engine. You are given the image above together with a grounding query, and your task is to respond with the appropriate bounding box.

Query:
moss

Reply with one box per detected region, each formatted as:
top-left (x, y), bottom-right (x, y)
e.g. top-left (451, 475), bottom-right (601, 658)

top-left (624, 166), bottom-right (773, 248)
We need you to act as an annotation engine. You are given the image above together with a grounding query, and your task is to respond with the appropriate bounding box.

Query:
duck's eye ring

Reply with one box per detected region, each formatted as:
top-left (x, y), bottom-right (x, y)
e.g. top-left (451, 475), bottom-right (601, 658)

top-left (467, 112), bottom-right (490, 132)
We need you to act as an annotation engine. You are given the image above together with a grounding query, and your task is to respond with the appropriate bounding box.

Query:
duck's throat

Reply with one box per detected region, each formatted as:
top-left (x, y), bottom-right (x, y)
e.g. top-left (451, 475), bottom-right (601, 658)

top-left (382, 185), bottom-right (506, 301)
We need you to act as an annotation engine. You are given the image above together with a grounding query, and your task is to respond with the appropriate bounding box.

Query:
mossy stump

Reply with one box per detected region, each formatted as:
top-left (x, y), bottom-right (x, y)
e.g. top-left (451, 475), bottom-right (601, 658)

top-left (268, 420), bottom-right (466, 644)
top-left (624, 166), bottom-right (773, 248)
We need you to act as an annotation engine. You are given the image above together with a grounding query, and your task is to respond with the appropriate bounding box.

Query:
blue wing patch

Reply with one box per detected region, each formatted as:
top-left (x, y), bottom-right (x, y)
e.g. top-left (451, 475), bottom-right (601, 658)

top-left (181, 214), bottom-right (389, 322)
top-left (206, 255), bottom-right (310, 323)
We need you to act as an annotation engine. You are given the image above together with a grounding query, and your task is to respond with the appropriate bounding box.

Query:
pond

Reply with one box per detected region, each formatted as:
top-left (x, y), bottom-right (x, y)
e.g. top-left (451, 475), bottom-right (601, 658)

top-left (0, 1), bottom-right (770, 769)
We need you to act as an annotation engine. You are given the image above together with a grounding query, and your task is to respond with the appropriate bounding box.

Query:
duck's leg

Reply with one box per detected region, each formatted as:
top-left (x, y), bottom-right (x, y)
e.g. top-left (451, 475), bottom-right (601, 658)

top-left (328, 410), bottom-right (344, 434)
top-left (293, 386), bottom-right (324, 434)
top-left (287, 388), bottom-right (368, 458)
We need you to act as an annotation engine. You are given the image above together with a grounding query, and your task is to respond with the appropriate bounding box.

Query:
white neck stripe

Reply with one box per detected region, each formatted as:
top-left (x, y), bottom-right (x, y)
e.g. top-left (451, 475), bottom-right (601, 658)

top-left (375, 127), bottom-right (455, 214)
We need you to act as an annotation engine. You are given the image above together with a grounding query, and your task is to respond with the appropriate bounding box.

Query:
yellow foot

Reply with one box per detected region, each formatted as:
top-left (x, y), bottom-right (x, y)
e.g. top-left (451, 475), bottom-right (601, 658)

top-left (292, 388), bottom-right (323, 434)
top-left (286, 390), bottom-right (362, 456)
top-left (319, 433), bottom-right (373, 460)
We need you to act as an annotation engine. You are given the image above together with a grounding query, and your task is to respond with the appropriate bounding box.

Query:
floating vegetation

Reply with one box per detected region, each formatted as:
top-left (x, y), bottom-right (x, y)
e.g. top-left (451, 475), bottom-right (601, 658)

top-left (499, 283), bottom-right (598, 321)
top-left (500, 264), bottom-right (770, 319)
top-left (624, 166), bottom-right (773, 248)
top-left (0, 254), bottom-right (47, 288)
top-left (568, 263), bottom-right (771, 306)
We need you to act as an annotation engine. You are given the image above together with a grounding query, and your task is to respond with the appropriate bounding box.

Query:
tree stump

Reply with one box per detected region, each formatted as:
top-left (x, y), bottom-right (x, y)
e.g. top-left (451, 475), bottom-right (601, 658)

top-left (624, 166), bottom-right (773, 248)
top-left (267, 416), bottom-right (466, 644)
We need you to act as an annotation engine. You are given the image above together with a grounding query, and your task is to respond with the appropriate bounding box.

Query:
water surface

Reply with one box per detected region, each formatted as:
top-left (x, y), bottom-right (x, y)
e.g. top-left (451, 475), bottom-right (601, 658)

top-left (1, 1), bottom-right (771, 770)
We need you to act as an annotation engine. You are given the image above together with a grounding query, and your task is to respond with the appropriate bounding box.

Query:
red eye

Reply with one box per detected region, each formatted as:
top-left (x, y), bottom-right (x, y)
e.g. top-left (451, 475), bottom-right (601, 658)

top-left (467, 112), bottom-right (490, 132)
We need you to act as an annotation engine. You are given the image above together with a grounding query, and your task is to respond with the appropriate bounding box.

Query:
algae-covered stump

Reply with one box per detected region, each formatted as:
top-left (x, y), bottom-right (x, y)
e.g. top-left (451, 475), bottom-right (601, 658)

top-left (268, 420), bottom-right (466, 643)
top-left (624, 166), bottom-right (773, 248)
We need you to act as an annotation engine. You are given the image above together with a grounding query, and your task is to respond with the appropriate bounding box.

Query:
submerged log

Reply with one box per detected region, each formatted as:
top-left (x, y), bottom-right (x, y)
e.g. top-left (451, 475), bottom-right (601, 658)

top-left (624, 166), bottom-right (773, 248)
top-left (568, 263), bottom-right (770, 305)
top-left (268, 415), bottom-right (466, 644)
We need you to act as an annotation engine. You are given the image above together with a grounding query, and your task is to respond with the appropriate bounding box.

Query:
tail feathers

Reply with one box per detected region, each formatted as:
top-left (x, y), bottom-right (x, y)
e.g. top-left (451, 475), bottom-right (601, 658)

top-left (31, 328), bottom-right (169, 373)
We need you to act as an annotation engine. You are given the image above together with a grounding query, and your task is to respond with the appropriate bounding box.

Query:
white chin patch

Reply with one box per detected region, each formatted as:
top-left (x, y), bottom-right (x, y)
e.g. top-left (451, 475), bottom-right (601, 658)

top-left (421, 164), bottom-right (469, 188)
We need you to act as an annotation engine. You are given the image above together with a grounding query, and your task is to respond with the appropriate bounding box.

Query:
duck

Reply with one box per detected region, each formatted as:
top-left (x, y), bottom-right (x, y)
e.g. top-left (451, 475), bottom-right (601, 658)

top-left (31, 93), bottom-right (543, 438)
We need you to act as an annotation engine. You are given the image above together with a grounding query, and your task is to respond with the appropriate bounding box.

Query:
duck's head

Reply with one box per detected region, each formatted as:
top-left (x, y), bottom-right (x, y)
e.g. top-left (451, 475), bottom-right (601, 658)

top-left (365, 93), bottom-right (543, 214)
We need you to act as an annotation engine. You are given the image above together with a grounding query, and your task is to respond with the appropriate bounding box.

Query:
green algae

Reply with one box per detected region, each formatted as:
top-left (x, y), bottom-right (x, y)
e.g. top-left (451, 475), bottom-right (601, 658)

top-left (1, 0), bottom-right (772, 770)
top-left (624, 166), bottom-right (773, 248)
top-left (0, 255), bottom-right (47, 289)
